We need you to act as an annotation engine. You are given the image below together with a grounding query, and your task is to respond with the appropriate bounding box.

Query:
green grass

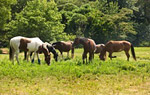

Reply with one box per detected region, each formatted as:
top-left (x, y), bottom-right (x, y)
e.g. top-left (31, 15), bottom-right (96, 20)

top-left (0, 47), bottom-right (150, 95)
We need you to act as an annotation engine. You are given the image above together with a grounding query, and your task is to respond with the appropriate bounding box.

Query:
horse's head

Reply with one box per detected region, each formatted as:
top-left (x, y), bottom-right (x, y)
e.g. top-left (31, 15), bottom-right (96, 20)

top-left (45, 42), bottom-right (58, 62)
top-left (72, 37), bottom-right (80, 47)
top-left (99, 48), bottom-right (106, 61)
top-left (99, 54), bottom-right (105, 61)
top-left (42, 43), bottom-right (51, 65)
top-left (45, 54), bottom-right (51, 65)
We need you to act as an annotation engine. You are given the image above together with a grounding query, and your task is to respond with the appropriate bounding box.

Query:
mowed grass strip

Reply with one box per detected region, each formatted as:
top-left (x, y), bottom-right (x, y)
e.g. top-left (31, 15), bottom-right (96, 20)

top-left (0, 47), bottom-right (150, 95)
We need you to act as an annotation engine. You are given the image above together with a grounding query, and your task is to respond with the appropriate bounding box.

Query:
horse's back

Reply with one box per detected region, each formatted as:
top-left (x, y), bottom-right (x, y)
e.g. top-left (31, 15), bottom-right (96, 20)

top-left (10, 36), bottom-right (43, 51)
top-left (27, 37), bottom-right (43, 51)
top-left (10, 36), bottom-right (25, 50)
top-left (61, 41), bottom-right (73, 51)
top-left (105, 41), bottom-right (131, 52)
top-left (53, 41), bottom-right (72, 52)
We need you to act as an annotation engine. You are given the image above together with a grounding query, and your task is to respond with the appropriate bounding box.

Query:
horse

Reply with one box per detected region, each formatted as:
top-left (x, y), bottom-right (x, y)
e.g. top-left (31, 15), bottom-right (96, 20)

top-left (99, 40), bottom-right (136, 61)
top-left (24, 42), bottom-right (58, 62)
top-left (94, 44), bottom-right (105, 54)
top-left (52, 41), bottom-right (74, 58)
top-left (9, 36), bottom-right (51, 65)
top-left (72, 37), bottom-right (96, 63)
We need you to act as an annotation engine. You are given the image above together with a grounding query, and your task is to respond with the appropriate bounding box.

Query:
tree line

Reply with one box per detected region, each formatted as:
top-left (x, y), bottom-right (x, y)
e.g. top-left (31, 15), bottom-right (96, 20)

top-left (0, 0), bottom-right (150, 47)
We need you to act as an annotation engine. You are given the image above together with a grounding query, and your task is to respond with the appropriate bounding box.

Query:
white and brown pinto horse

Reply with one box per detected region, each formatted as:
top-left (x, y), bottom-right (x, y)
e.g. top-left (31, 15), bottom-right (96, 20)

top-left (9, 36), bottom-right (51, 65)
top-left (100, 40), bottom-right (136, 61)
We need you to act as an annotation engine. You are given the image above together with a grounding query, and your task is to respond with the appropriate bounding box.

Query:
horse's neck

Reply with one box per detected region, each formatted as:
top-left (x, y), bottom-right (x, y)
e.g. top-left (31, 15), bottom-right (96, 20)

top-left (79, 39), bottom-right (87, 46)
top-left (50, 48), bottom-right (56, 54)
top-left (101, 48), bottom-right (106, 55)
top-left (42, 47), bottom-right (49, 57)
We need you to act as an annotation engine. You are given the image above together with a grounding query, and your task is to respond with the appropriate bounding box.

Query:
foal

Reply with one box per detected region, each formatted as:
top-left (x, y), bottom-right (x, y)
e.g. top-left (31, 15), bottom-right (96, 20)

top-left (99, 40), bottom-right (136, 61)
top-left (52, 41), bottom-right (74, 58)
top-left (72, 37), bottom-right (96, 63)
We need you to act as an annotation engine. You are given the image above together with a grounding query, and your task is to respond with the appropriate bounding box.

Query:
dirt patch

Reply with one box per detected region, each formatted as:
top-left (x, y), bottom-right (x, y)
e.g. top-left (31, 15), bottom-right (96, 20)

top-left (121, 81), bottom-right (150, 95)
top-left (0, 48), bottom-right (9, 54)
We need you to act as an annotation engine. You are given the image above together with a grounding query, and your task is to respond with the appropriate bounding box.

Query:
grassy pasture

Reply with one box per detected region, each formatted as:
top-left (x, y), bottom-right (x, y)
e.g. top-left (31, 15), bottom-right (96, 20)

top-left (0, 47), bottom-right (150, 95)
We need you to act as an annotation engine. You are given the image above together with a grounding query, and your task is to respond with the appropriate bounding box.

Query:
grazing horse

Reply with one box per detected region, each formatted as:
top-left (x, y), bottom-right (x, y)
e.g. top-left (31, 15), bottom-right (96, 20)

top-left (52, 41), bottom-right (74, 58)
top-left (24, 42), bottom-right (58, 62)
top-left (9, 36), bottom-right (51, 65)
top-left (94, 44), bottom-right (105, 54)
top-left (99, 40), bottom-right (136, 61)
top-left (72, 37), bottom-right (96, 63)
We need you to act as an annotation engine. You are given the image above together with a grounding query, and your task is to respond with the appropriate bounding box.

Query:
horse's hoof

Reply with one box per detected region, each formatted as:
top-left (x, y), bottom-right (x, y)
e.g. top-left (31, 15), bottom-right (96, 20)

top-left (31, 59), bottom-right (34, 63)
top-left (38, 59), bottom-right (41, 64)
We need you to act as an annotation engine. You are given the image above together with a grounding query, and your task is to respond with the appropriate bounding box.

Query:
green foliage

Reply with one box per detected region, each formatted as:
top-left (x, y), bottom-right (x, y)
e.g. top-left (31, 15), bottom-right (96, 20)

top-left (0, 47), bottom-right (150, 80)
top-left (0, 0), bottom-right (150, 46)
top-left (6, 0), bottom-right (65, 42)
top-left (0, 0), bottom-right (16, 29)
top-left (0, 47), bottom-right (150, 94)
top-left (67, 13), bottom-right (88, 36)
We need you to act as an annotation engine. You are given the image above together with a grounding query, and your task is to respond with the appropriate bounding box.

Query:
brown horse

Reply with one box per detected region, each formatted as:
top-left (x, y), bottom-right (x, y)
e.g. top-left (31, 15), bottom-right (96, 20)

top-left (99, 40), bottom-right (136, 61)
top-left (52, 41), bottom-right (74, 58)
top-left (72, 37), bottom-right (96, 63)
top-left (94, 44), bottom-right (105, 54)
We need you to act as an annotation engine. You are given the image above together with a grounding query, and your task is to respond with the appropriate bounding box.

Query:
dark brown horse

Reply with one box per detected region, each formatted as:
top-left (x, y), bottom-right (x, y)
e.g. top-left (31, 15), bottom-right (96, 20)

top-left (72, 37), bottom-right (96, 63)
top-left (94, 44), bottom-right (105, 54)
top-left (99, 40), bottom-right (136, 61)
top-left (52, 41), bottom-right (74, 58)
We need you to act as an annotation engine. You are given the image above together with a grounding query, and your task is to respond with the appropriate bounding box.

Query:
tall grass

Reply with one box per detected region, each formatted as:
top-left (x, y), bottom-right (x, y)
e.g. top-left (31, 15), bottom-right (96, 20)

top-left (0, 47), bottom-right (150, 94)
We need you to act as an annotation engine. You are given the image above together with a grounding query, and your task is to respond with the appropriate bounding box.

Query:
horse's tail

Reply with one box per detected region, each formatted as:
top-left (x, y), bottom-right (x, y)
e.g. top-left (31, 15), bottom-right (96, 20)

top-left (71, 47), bottom-right (74, 58)
top-left (89, 41), bottom-right (95, 59)
top-left (71, 41), bottom-right (74, 58)
top-left (9, 46), bottom-right (13, 61)
top-left (131, 44), bottom-right (136, 61)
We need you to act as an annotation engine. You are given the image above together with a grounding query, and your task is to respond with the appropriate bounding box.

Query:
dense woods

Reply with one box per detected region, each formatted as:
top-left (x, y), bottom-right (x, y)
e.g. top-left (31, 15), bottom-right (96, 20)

top-left (0, 0), bottom-right (150, 47)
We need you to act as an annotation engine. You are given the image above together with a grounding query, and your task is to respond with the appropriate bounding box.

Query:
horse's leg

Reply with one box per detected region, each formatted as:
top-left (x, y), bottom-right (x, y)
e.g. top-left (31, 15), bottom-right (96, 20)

top-left (11, 49), bottom-right (15, 64)
top-left (30, 52), bottom-right (33, 60)
top-left (109, 51), bottom-right (117, 60)
top-left (71, 47), bottom-right (74, 58)
top-left (15, 50), bottom-right (20, 65)
top-left (125, 50), bottom-right (130, 61)
top-left (92, 52), bottom-right (94, 59)
top-left (36, 53), bottom-right (41, 64)
top-left (67, 51), bottom-right (69, 58)
top-left (31, 51), bottom-right (36, 63)
top-left (24, 51), bottom-right (27, 60)
top-left (26, 51), bottom-right (31, 62)
top-left (89, 52), bottom-right (93, 62)
top-left (60, 51), bottom-right (63, 58)
top-left (82, 51), bottom-right (87, 64)
top-left (108, 52), bottom-right (113, 60)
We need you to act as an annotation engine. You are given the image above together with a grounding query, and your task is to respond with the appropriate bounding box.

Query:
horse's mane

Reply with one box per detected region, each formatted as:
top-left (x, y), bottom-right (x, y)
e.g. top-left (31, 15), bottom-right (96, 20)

top-left (52, 41), bottom-right (62, 45)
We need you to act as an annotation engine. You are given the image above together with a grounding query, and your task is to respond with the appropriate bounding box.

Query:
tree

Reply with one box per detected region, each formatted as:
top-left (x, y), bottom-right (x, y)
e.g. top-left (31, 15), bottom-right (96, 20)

top-left (0, 0), bottom-right (16, 29)
top-left (135, 0), bottom-right (150, 24)
top-left (6, 0), bottom-right (65, 42)
top-left (67, 13), bottom-right (88, 36)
